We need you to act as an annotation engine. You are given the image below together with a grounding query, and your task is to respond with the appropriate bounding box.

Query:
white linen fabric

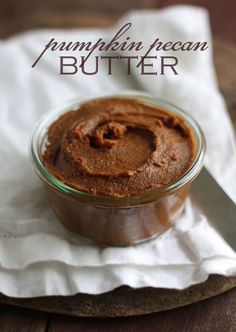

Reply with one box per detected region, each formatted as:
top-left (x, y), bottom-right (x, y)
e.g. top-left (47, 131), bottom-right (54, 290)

top-left (0, 5), bottom-right (236, 297)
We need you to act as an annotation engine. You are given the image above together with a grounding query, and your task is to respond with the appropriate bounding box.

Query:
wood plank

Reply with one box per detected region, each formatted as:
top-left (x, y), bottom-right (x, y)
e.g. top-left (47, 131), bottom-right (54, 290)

top-left (0, 0), bottom-right (158, 38)
top-left (159, 0), bottom-right (236, 44)
top-left (0, 304), bottom-right (50, 332)
top-left (0, 0), bottom-right (235, 44)
top-left (214, 39), bottom-right (236, 129)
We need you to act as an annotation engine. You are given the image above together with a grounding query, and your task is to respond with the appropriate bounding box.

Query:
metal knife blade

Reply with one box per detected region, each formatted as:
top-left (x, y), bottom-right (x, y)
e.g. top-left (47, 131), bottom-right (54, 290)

top-left (190, 167), bottom-right (236, 251)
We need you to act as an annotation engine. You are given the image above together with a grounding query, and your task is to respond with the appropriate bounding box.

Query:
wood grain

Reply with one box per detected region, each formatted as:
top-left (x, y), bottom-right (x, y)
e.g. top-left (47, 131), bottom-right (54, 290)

top-left (214, 39), bottom-right (236, 130)
top-left (1, 0), bottom-right (236, 44)
top-left (159, 0), bottom-right (236, 44)
top-left (0, 0), bottom-right (158, 38)
top-left (1, 287), bottom-right (236, 331)
top-left (0, 304), bottom-right (50, 332)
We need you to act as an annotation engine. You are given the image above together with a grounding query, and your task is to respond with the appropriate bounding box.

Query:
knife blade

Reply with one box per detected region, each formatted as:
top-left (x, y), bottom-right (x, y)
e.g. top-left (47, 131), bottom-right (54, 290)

top-left (190, 167), bottom-right (236, 251)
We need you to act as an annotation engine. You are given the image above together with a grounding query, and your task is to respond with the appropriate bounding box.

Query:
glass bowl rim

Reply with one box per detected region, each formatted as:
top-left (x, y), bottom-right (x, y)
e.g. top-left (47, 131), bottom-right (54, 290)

top-left (30, 92), bottom-right (206, 206)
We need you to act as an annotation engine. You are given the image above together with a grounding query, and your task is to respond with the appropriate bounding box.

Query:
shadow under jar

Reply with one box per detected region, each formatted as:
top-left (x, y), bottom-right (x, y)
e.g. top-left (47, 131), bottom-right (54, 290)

top-left (30, 94), bottom-right (206, 246)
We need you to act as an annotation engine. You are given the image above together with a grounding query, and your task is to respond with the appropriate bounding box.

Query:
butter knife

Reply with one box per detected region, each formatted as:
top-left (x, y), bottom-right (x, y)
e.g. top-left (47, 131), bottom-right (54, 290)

top-left (190, 167), bottom-right (236, 251)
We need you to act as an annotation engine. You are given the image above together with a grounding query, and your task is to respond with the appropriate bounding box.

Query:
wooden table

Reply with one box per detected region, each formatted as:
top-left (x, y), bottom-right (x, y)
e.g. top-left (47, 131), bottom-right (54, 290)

top-left (0, 286), bottom-right (236, 332)
top-left (0, 1), bottom-right (236, 331)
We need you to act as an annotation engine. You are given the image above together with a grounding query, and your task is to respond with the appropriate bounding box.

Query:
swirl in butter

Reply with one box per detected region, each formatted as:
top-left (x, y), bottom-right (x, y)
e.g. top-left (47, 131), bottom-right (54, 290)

top-left (42, 97), bottom-right (195, 197)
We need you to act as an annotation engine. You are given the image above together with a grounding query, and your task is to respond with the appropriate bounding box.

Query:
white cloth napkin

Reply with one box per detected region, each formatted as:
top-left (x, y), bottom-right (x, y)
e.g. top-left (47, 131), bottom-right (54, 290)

top-left (0, 5), bottom-right (236, 297)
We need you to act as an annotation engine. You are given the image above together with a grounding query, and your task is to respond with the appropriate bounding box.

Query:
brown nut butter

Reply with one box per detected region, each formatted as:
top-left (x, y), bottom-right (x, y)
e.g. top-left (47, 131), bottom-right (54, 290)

top-left (31, 95), bottom-right (204, 246)
top-left (42, 97), bottom-right (195, 197)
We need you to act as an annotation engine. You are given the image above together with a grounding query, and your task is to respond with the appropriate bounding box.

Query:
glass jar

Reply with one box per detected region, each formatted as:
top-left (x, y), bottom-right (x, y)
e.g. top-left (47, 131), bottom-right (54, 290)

top-left (30, 93), bottom-right (206, 246)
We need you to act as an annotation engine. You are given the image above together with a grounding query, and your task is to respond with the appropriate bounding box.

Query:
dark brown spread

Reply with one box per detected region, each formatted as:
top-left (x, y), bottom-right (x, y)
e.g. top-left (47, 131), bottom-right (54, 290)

top-left (42, 97), bottom-right (195, 197)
